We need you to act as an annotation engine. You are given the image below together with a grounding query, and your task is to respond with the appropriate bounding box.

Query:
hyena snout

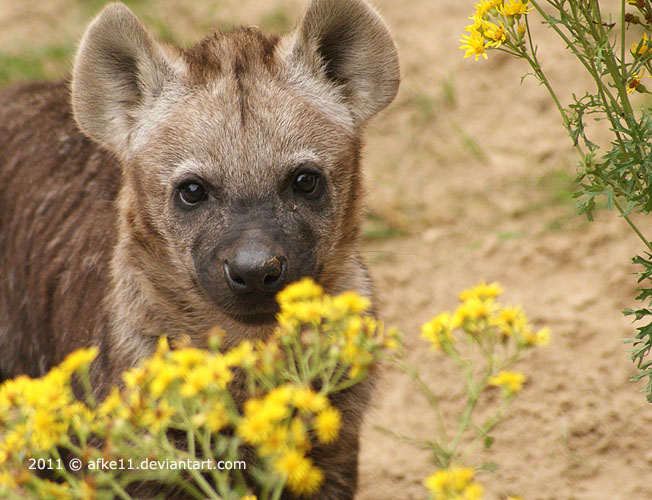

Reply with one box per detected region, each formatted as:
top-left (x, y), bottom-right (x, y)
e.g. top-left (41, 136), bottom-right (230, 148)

top-left (223, 246), bottom-right (288, 295)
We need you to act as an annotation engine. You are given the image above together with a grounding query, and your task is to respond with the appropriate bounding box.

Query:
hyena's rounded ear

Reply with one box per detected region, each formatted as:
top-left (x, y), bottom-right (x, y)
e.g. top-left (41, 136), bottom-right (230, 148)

top-left (284, 0), bottom-right (400, 126)
top-left (71, 3), bottom-right (183, 154)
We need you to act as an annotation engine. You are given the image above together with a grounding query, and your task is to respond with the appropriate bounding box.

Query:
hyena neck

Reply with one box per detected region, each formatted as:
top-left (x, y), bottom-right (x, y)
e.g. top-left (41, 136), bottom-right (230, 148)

top-left (326, 253), bottom-right (375, 301)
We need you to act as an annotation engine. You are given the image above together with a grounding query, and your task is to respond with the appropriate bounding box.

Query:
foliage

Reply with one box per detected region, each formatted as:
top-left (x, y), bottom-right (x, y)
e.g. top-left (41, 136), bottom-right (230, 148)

top-left (379, 282), bottom-right (549, 500)
top-left (461, 0), bottom-right (652, 401)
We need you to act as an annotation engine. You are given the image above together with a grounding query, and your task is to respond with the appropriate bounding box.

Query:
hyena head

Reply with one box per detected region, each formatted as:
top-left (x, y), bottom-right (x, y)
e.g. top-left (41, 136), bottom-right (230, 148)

top-left (71, 0), bottom-right (399, 341)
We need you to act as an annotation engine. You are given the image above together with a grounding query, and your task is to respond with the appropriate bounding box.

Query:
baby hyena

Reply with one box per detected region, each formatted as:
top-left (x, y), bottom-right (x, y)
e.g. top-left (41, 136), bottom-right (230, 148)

top-left (0, 0), bottom-right (399, 497)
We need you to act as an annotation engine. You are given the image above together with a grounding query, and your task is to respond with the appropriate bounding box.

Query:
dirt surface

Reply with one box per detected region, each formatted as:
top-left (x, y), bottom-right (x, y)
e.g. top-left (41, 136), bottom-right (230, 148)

top-left (3, 0), bottom-right (652, 499)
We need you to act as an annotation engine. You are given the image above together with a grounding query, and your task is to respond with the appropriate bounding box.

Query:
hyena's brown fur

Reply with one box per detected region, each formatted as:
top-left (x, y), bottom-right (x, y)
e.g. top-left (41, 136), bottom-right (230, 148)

top-left (0, 0), bottom-right (399, 498)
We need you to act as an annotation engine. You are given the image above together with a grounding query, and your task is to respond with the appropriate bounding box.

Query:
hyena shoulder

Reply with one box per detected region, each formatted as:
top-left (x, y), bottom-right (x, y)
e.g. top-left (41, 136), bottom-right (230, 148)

top-left (0, 81), bottom-right (119, 381)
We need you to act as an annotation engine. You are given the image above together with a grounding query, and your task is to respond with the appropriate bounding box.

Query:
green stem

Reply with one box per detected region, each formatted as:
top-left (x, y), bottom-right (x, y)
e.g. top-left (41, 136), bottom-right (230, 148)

top-left (108, 479), bottom-right (136, 500)
top-left (615, 200), bottom-right (652, 252)
top-left (622, 0), bottom-right (627, 81)
top-left (374, 424), bottom-right (449, 466)
top-left (271, 480), bottom-right (286, 500)
top-left (392, 348), bottom-right (449, 444)
top-left (459, 399), bottom-right (511, 464)
top-left (186, 467), bottom-right (221, 500)
top-left (446, 342), bottom-right (496, 463)
top-left (525, 1), bottom-right (650, 244)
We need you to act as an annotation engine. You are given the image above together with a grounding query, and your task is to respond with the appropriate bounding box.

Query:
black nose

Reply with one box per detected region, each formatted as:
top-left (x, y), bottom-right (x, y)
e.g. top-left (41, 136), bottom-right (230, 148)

top-left (224, 249), bottom-right (288, 294)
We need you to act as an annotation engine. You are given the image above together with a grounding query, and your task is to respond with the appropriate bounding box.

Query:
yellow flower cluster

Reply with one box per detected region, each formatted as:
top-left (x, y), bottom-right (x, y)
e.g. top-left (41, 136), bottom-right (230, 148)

top-left (0, 279), bottom-right (390, 499)
top-left (0, 348), bottom-right (101, 495)
top-left (488, 371), bottom-right (527, 396)
top-left (235, 383), bottom-right (342, 496)
top-left (421, 312), bottom-right (456, 351)
top-left (0, 348), bottom-right (98, 463)
top-left (425, 466), bottom-right (484, 500)
top-left (420, 282), bottom-right (550, 351)
top-left (276, 277), bottom-right (399, 380)
top-left (277, 277), bottom-right (371, 325)
top-left (461, 0), bottom-right (534, 60)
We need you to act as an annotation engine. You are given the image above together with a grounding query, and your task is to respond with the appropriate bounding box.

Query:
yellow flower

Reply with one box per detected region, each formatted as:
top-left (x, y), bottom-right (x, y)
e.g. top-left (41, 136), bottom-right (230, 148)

top-left (140, 399), bottom-right (176, 433)
top-left (224, 341), bottom-right (256, 367)
top-left (631, 33), bottom-right (652, 56)
top-left (341, 341), bottom-right (373, 378)
top-left (0, 426), bottom-right (27, 462)
top-left (238, 392), bottom-right (290, 445)
top-left (488, 371), bottom-right (526, 395)
top-left (205, 400), bottom-right (228, 432)
top-left (155, 335), bottom-right (170, 355)
top-left (64, 401), bottom-right (96, 433)
top-left (293, 387), bottom-right (328, 413)
top-left (209, 356), bottom-right (234, 387)
top-left (267, 385), bottom-right (294, 408)
top-left (464, 484), bottom-right (484, 500)
top-left (0, 375), bottom-right (30, 409)
top-left (474, 0), bottom-right (502, 18)
top-left (421, 312), bottom-right (455, 350)
top-left (425, 466), bottom-right (483, 500)
top-left (149, 362), bottom-right (180, 398)
top-left (123, 366), bottom-right (147, 389)
top-left (259, 425), bottom-right (290, 457)
top-left (453, 297), bottom-right (495, 329)
top-left (459, 282), bottom-right (503, 302)
top-left (181, 365), bottom-right (212, 397)
top-left (499, 0), bottom-right (534, 16)
top-left (384, 328), bottom-right (402, 350)
top-left (17, 368), bottom-right (71, 410)
top-left (237, 414), bottom-right (272, 445)
top-left (521, 326), bottom-right (551, 347)
top-left (277, 278), bottom-right (323, 305)
top-left (0, 470), bottom-right (17, 489)
top-left (274, 448), bottom-right (309, 481)
top-left (98, 386), bottom-right (123, 417)
top-left (241, 496), bottom-right (258, 500)
top-left (31, 408), bottom-right (68, 450)
top-left (59, 347), bottom-right (99, 374)
top-left (274, 449), bottom-right (324, 497)
top-left (289, 299), bottom-right (329, 323)
top-left (291, 464), bottom-right (324, 497)
top-left (331, 291), bottom-right (371, 316)
top-left (171, 348), bottom-right (206, 370)
top-left (460, 29), bottom-right (489, 61)
top-left (483, 20), bottom-right (507, 48)
top-left (491, 305), bottom-right (528, 340)
top-left (290, 417), bottom-right (310, 452)
top-left (314, 407), bottom-right (341, 444)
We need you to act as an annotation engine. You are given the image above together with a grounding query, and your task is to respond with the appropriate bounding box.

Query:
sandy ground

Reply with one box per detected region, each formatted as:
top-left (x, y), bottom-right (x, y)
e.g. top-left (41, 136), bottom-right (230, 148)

top-left (3, 0), bottom-right (652, 499)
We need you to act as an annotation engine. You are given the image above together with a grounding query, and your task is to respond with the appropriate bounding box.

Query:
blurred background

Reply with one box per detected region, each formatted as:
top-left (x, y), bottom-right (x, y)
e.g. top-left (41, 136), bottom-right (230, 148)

top-left (3, 1), bottom-right (652, 498)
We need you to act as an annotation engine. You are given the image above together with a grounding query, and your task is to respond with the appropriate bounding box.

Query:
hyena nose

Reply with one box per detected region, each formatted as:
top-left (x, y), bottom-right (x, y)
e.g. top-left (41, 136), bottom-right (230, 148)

top-left (223, 250), bottom-right (288, 294)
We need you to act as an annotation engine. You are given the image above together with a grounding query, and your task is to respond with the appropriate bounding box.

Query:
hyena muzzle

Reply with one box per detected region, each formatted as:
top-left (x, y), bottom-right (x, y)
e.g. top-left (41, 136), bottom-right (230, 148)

top-left (0, 0), bottom-right (399, 498)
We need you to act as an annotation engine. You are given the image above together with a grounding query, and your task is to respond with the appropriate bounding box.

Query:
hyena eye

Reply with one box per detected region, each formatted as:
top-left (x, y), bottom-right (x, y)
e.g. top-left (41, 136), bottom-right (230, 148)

top-left (293, 171), bottom-right (321, 195)
top-left (178, 181), bottom-right (207, 206)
